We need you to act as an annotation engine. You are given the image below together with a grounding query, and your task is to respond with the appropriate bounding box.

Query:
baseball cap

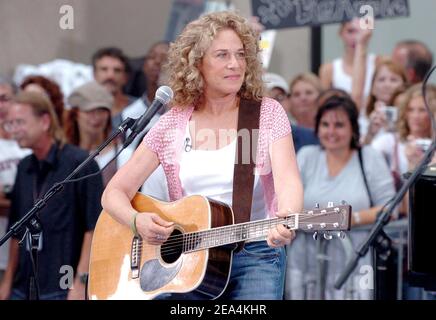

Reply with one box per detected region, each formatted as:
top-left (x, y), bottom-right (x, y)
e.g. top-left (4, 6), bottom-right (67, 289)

top-left (263, 72), bottom-right (289, 94)
top-left (68, 81), bottom-right (113, 111)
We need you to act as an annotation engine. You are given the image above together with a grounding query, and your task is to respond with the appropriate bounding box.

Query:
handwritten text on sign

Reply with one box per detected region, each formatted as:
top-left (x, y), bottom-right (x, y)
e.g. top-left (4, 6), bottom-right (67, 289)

top-left (251, 0), bottom-right (409, 30)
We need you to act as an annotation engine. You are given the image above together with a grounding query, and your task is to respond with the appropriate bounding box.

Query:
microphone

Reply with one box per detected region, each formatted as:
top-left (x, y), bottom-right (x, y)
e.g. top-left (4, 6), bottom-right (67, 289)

top-left (124, 86), bottom-right (173, 148)
top-left (184, 137), bottom-right (192, 152)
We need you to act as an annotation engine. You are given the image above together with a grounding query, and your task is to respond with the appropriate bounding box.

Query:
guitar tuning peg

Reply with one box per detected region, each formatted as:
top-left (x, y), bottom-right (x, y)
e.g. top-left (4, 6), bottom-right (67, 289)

top-left (312, 231), bottom-right (318, 241)
top-left (315, 203), bottom-right (320, 209)
top-left (327, 201), bottom-right (334, 208)
top-left (323, 232), bottom-right (333, 240)
top-left (337, 231), bottom-right (346, 239)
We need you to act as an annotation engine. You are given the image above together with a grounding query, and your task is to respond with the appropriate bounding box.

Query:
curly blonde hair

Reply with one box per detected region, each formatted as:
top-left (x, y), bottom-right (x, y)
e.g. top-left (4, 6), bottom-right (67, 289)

top-left (165, 11), bottom-right (264, 108)
top-left (397, 83), bottom-right (436, 141)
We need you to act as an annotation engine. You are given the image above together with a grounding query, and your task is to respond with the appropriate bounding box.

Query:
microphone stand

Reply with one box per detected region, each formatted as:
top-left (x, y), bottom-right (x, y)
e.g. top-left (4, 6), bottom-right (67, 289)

top-left (334, 141), bottom-right (436, 299)
top-left (0, 117), bottom-right (136, 300)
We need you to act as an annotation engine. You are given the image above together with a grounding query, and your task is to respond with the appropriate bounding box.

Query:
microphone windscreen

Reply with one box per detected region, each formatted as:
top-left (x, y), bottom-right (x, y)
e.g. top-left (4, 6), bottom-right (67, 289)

top-left (155, 86), bottom-right (173, 105)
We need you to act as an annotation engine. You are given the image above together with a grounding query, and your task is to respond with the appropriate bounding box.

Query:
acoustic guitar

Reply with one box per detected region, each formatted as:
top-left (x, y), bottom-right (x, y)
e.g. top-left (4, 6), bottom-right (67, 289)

top-left (88, 193), bottom-right (351, 300)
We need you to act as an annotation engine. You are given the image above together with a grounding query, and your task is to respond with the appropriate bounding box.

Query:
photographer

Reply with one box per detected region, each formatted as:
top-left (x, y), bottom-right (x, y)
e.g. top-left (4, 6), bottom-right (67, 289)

top-left (362, 60), bottom-right (408, 145)
top-left (371, 83), bottom-right (436, 193)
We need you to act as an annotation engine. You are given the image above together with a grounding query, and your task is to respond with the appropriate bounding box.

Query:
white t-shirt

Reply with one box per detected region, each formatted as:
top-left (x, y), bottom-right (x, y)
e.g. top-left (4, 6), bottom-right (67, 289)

top-left (0, 139), bottom-right (31, 270)
top-left (179, 123), bottom-right (266, 222)
top-left (106, 141), bottom-right (169, 202)
top-left (121, 97), bottom-right (161, 149)
top-left (332, 54), bottom-right (376, 98)
top-left (332, 54), bottom-right (376, 137)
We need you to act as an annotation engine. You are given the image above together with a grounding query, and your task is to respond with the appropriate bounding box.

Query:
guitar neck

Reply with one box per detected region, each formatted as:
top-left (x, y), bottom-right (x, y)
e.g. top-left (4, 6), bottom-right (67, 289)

top-left (182, 215), bottom-right (298, 253)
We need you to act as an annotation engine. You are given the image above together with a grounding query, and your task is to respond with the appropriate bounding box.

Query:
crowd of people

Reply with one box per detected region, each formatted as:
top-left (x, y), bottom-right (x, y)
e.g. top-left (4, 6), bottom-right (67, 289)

top-left (0, 10), bottom-right (435, 300)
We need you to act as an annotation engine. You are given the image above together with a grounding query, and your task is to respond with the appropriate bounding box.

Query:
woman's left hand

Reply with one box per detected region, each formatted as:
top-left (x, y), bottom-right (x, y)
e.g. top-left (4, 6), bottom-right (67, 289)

top-left (267, 210), bottom-right (297, 248)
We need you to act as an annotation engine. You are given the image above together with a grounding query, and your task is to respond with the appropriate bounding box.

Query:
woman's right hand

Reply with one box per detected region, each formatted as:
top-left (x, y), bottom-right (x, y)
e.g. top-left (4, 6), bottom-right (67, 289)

top-left (356, 27), bottom-right (373, 48)
top-left (135, 212), bottom-right (175, 245)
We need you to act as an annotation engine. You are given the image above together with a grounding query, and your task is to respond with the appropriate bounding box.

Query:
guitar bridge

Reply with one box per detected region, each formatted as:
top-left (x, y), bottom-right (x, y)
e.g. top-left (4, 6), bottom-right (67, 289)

top-left (131, 235), bottom-right (142, 279)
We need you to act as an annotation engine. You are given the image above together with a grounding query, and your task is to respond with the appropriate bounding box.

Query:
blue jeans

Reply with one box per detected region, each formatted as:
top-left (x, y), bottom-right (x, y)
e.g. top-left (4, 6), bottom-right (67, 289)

top-left (218, 241), bottom-right (286, 300)
top-left (10, 288), bottom-right (67, 300)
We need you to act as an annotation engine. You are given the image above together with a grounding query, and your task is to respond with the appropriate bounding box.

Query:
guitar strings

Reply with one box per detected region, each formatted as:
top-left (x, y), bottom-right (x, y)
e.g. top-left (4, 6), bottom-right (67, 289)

top-left (156, 221), bottom-right (345, 258)
top-left (150, 212), bottom-right (348, 257)
top-left (155, 212), bottom-right (344, 252)
top-left (157, 210), bottom-right (343, 245)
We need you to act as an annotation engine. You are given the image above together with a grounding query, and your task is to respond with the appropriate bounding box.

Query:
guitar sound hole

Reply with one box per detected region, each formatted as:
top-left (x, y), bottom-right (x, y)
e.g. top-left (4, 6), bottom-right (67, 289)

top-left (160, 229), bottom-right (183, 264)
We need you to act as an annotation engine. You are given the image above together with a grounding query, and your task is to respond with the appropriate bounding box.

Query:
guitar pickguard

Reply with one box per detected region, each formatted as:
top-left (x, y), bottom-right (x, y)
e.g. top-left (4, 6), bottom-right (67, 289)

top-left (140, 258), bottom-right (182, 292)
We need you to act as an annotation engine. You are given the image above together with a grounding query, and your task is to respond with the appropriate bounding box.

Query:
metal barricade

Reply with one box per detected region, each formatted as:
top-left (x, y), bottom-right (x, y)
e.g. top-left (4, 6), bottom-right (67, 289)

top-left (314, 218), bottom-right (409, 299)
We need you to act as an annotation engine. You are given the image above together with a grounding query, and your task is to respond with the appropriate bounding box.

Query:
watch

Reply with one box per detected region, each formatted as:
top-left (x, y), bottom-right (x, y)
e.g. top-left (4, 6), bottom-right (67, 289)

top-left (78, 272), bottom-right (89, 285)
top-left (352, 211), bottom-right (361, 224)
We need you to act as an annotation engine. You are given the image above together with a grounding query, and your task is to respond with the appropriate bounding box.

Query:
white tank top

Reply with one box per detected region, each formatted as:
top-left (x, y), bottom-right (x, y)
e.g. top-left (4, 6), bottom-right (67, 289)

top-left (332, 53), bottom-right (376, 98)
top-left (179, 123), bottom-right (267, 221)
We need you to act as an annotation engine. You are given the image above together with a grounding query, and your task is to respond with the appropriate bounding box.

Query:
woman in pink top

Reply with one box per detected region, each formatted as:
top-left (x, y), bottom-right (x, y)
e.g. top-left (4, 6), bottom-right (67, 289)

top-left (102, 11), bottom-right (303, 299)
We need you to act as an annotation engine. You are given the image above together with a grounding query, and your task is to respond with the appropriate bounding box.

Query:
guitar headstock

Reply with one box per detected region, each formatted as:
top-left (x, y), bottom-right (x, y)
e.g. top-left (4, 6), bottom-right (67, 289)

top-left (287, 201), bottom-right (352, 240)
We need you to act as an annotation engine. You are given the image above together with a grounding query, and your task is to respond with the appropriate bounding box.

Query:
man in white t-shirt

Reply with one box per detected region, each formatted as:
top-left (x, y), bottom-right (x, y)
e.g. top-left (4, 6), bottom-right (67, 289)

top-left (0, 78), bottom-right (31, 282)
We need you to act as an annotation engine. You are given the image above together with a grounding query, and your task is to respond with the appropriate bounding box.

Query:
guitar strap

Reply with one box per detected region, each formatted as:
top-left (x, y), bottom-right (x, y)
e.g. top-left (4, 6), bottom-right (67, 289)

top-left (232, 98), bottom-right (261, 251)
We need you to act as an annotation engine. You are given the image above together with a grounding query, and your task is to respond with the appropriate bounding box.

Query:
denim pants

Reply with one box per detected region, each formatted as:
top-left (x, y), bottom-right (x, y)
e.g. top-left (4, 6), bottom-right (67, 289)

top-left (10, 288), bottom-right (67, 300)
top-left (218, 240), bottom-right (286, 300)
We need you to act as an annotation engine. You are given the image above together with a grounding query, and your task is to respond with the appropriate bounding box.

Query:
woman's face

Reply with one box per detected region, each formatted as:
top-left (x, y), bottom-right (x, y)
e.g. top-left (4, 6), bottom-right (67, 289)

top-left (406, 96), bottom-right (431, 137)
top-left (318, 108), bottom-right (353, 152)
top-left (339, 19), bottom-right (360, 51)
top-left (200, 29), bottom-right (246, 98)
top-left (77, 108), bottom-right (110, 136)
top-left (290, 80), bottom-right (319, 116)
top-left (371, 65), bottom-right (404, 104)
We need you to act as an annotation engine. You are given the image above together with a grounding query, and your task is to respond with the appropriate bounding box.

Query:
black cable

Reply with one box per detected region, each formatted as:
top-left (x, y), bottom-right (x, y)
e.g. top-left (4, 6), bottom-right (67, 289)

top-left (54, 144), bottom-right (126, 186)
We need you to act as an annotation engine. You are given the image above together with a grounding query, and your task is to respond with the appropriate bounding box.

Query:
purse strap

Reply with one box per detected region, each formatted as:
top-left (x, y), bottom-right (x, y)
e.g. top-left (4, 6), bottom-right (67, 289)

top-left (232, 98), bottom-right (261, 251)
top-left (357, 147), bottom-right (374, 207)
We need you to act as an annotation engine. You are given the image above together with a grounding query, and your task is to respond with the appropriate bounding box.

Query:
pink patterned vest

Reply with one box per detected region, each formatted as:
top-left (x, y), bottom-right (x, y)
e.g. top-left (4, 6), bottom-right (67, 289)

top-left (142, 97), bottom-right (291, 218)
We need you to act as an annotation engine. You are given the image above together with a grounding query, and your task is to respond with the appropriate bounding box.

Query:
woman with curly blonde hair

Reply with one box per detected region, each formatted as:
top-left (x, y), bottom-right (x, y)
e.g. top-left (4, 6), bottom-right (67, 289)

top-left (166, 11), bottom-right (264, 108)
top-left (372, 83), bottom-right (436, 190)
top-left (101, 11), bottom-right (303, 299)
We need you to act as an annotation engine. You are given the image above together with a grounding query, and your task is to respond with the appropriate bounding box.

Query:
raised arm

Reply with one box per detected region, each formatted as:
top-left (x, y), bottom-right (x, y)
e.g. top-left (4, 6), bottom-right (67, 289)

top-left (351, 28), bottom-right (372, 111)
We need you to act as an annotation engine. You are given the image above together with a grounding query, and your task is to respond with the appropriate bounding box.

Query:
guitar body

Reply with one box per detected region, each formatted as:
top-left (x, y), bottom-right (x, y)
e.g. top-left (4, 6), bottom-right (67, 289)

top-left (88, 193), bottom-right (235, 300)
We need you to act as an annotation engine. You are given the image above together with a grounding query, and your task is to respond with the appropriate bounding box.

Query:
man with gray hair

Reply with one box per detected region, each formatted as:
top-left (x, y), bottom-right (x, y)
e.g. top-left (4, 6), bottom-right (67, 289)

top-left (0, 91), bottom-right (103, 300)
top-left (0, 77), bottom-right (16, 127)
top-left (0, 76), bottom-right (31, 286)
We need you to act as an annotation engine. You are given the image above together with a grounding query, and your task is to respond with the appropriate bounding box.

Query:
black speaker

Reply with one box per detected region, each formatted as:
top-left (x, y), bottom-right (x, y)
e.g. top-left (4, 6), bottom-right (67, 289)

top-left (408, 164), bottom-right (436, 290)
